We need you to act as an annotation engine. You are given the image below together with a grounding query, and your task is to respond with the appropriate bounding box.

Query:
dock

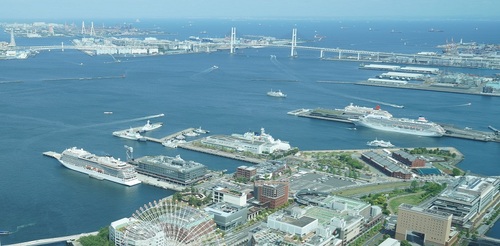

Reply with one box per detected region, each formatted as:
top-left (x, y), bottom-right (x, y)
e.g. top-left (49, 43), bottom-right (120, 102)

top-left (489, 125), bottom-right (500, 135)
top-left (150, 128), bottom-right (196, 143)
top-left (7, 231), bottom-right (98, 246)
top-left (288, 108), bottom-right (500, 143)
top-left (287, 108), bottom-right (354, 124)
top-left (441, 124), bottom-right (500, 142)
top-left (178, 142), bottom-right (264, 164)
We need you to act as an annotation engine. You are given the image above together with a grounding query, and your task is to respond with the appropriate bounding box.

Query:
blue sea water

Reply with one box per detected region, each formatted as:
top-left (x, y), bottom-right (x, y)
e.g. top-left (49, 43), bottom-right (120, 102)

top-left (0, 19), bottom-right (499, 244)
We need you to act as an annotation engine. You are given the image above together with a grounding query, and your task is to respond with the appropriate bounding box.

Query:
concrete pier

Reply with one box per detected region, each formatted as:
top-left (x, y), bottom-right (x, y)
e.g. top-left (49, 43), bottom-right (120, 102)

top-left (178, 142), bottom-right (264, 164)
top-left (288, 108), bottom-right (500, 143)
top-left (7, 231), bottom-right (97, 246)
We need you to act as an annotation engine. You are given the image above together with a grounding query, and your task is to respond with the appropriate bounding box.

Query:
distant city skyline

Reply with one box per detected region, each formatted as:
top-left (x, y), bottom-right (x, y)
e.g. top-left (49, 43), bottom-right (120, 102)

top-left (1, 0), bottom-right (499, 21)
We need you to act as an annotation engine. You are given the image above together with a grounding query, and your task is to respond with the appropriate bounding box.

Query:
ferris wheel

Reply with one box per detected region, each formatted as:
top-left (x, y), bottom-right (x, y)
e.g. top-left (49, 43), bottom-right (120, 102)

top-left (123, 199), bottom-right (223, 246)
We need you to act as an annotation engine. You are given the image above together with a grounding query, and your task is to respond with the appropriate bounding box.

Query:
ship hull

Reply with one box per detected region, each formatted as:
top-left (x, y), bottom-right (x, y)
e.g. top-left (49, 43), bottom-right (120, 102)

top-left (354, 120), bottom-right (444, 137)
top-left (57, 159), bottom-right (141, 186)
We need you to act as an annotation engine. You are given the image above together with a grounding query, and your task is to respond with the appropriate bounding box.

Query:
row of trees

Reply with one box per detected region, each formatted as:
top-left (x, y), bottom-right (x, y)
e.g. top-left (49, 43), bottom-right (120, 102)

top-left (407, 147), bottom-right (457, 158)
top-left (78, 227), bottom-right (113, 246)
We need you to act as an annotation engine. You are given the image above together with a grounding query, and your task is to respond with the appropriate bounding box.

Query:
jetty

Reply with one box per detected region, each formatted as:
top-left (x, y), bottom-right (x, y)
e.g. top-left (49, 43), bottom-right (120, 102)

top-left (178, 142), bottom-right (263, 164)
top-left (7, 231), bottom-right (98, 246)
top-left (288, 108), bottom-right (500, 143)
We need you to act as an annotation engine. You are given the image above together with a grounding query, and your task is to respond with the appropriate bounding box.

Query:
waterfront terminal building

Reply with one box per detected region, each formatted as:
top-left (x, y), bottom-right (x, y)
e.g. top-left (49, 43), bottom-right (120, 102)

top-left (200, 128), bottom-right (291, 154)
top-left (429, 175), bottom-right (499, 228)
top-left (133, 155), bottom-right (207, 186)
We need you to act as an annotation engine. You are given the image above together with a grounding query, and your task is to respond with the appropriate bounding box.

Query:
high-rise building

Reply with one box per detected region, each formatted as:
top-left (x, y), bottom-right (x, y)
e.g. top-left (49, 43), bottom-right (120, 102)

top-left (254, 180), bottom-right (289, 209)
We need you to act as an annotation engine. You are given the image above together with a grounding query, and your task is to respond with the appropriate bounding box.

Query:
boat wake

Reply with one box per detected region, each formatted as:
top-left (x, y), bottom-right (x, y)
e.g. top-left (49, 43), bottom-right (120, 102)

top-left (190, 66), bottom-right (219, 80)
top-left (269, 55), bottom-right (301, 82)
top-left (8, 222), bottom-right (36, 234)
top-left (432, 102), bottom-right (472, 108)
top-left (106, 114), bottom-right (165, 126)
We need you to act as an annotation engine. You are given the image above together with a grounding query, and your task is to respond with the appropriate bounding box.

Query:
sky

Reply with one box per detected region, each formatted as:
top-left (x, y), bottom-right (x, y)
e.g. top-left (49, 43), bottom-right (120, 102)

top-left (0, 0), bottom-right (499, 21)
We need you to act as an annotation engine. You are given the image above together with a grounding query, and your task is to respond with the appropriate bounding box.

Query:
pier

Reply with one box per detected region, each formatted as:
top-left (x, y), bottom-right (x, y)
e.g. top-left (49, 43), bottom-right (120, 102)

top-left (7, 231), bottom-right (97, 246)
top-left (177, 142), bottom-right (264, 164)
top-left (288, 108), bottom-right (500, 143)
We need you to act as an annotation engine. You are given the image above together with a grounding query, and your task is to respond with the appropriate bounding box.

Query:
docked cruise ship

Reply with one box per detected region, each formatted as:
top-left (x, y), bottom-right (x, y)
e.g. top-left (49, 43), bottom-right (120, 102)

top-left (336, 103), bottom-right (393, 118)
top-left (353, 114), bottom-right (446, 137)
top-left (58, 147), bottom-right (141, 186)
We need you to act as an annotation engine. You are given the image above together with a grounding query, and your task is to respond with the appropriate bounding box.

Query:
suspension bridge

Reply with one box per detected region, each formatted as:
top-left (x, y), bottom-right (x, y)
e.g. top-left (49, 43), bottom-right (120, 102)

top-left (4, 27), bottom-right (500, 69)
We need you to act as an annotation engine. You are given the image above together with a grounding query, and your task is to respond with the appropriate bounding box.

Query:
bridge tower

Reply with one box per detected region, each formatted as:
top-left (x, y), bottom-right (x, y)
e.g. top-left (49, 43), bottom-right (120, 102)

top-left (290, 28), bottom-right (297, 57)
top-left (8, 29), bottom-right (16, 47)
top-left (90, 22), bottom-right (95, 36)
top-left (230, 27), bottom-right (236, 54)
top-left (81, 21), bottom-right (86, 35)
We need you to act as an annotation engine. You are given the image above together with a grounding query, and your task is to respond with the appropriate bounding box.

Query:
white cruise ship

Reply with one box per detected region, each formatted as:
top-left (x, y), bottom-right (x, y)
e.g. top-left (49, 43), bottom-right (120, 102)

top-left (336, 103), bottom-right (393, 118)
top-left (58, 147), bottom-right (141, 186)
top-left (353, 114), bottom-right (445, 137)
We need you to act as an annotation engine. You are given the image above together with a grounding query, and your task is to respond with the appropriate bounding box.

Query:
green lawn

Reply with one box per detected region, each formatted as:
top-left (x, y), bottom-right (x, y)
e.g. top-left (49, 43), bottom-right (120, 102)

top-left (333, 182), bottom-right (410, 196)
top-left (389, 192), bottom-right (424, 213)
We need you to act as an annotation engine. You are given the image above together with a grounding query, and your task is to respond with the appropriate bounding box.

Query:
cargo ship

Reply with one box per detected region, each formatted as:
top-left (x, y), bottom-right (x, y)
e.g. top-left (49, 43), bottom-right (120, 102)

top-left (352, 114), bottom-right (445, 137)
top-left (58, 147), bottom-right (141, 186)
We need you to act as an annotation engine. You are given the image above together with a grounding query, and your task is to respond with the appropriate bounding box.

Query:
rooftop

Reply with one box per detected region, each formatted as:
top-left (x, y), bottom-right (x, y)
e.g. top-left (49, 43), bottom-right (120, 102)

top-left (137, 155), bottom-right (206, 171)
top-left (400, 203), bottom-right (451, 219)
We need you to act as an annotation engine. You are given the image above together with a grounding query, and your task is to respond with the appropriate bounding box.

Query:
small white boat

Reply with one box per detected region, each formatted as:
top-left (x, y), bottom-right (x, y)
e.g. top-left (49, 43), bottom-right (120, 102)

top-left (139, 120), bottom-right (163, 133)
top-left (367, 138), bottom-right (394, 148)
top-left (194, 127), bottom-right (209, 134)
top-left (184, 131), bottom-right (199, 137)
top-left (267, 89), bottom-right (287, 98)
top-left (113, 128), bottom-right (147, 141)
top-left (162, 140), bottom-right (178, 148)
top-left (104, 111), bottom-right (113, 115)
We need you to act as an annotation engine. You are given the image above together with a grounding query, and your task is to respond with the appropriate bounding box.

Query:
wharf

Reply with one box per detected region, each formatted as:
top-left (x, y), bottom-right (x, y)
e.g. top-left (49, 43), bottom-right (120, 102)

top-left (287, 108), bottom-right (353, 123)
top-left (356, 81), bottom-right (500, 97)
top-left (288, 108), bottom-right (500, 143)
top-left (441, 124), bottom-right (500, 142)
top-left (178, 141), bottom-right (264, 164)
top-left (153, 128), bottom-right (195, 143)
top-left (7, 231), bottom-right (98, 246)
top-left (113, 127), bottom-right (195, 143)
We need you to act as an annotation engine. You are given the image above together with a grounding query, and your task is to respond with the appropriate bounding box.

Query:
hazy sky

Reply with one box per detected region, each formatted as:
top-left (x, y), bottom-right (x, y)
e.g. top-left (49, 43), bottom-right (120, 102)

top-left (1, 0), bottom-right (499, 20)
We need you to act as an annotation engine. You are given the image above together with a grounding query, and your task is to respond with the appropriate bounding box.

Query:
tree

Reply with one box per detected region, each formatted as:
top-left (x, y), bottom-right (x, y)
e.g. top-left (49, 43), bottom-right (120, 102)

top-left (401, 240), bottom-right (412, 246)
top-left (452, 168), bottom-right (462, 176)
top-left (410, 180), bottom-right (419, 192)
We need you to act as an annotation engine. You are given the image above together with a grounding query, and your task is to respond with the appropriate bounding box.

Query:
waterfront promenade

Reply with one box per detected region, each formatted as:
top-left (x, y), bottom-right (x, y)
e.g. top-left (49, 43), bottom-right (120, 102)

top-left (6, 231), bottom-right (97, 246)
